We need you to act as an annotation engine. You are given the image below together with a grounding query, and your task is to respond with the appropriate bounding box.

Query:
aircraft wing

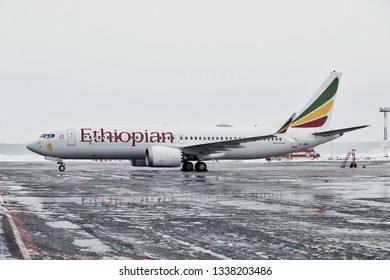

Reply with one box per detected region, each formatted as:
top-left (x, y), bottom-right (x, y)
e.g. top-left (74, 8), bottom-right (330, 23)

top-left (181, 114), bottom-right (297, 156)
top-left (180, 134), bottom-right (276, 155)
top-left (312, 125), bottom-right (369, 137)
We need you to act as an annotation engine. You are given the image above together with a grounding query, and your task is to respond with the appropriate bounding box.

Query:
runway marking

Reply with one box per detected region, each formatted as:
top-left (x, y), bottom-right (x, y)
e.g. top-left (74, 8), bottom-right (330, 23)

top-left (0, 194), bottom-right (32, 260)
top-left (0, 191), bottom-right (124, 260)
top-left (11, 212), bottom-right (40, 256)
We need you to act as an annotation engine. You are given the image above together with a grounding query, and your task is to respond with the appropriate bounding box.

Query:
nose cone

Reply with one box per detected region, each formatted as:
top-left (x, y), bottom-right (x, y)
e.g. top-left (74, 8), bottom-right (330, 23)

top-left (26, 140), bottom-right (39, 154)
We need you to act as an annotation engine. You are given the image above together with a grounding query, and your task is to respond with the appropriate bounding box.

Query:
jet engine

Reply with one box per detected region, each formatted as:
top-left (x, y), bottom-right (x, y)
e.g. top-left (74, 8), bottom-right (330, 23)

top-left (145, 146), bottom-right (182, 167)
top-left (131, 159), bottom-right (147, 166)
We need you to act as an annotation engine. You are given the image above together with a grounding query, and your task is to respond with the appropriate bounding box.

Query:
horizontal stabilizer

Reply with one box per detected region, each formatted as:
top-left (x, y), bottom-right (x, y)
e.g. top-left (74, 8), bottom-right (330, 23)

top-left (312, 125), bottom-right (369, 137)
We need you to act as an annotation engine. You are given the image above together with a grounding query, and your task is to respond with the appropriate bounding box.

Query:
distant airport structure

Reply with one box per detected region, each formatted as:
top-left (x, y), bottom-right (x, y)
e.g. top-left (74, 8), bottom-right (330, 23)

top-left (267, 149), bottom-right (318, 161)
top-left (379, 107), bottom-right (390, 158)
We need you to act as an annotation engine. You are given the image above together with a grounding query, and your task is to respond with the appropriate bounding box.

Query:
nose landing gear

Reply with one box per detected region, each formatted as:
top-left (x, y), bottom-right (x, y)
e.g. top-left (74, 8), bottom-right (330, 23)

top-left (57, 159), bottom-right (65, 172)
top-left (58, 164), bottom-right (65, 172)
top-left (45, 156), bottom-right (66, 172)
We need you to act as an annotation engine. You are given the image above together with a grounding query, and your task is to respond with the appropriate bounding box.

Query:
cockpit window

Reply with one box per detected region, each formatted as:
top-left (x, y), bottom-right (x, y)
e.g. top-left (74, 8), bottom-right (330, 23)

top-left (39, 134), bottom-right (55, 139)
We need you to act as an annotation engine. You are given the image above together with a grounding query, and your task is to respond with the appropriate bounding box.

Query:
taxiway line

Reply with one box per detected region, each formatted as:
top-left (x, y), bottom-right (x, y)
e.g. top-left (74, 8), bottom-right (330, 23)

top-left (0, 194), bottom-right (32, 260)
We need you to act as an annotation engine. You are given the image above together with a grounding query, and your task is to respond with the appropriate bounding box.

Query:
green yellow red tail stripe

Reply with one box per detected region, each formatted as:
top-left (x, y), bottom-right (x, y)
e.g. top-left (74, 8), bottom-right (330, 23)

top-left (291, 73), bottom-right (339, 128)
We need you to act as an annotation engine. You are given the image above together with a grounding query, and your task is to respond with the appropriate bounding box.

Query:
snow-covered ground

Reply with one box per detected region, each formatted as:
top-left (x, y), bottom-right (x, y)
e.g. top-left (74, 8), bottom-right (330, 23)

top-left (0, 154), bottom-right (44, 162)
top-left (1, 160), bottom-right (389, 260)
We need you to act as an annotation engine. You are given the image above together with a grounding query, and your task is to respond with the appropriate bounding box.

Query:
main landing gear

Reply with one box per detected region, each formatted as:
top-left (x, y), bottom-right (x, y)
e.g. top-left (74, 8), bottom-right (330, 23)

top-left (182, 161), bottom-right (208, 172)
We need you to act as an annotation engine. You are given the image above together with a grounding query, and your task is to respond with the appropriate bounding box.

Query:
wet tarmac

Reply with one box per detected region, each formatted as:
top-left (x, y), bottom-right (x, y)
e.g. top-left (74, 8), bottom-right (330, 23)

top-left (0, 160), bottom-right (389, 260)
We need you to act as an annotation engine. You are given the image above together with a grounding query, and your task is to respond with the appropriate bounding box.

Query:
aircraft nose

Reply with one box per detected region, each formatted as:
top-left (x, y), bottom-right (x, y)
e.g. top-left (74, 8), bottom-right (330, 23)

top-left (26, 141), bottom-right (38, 153)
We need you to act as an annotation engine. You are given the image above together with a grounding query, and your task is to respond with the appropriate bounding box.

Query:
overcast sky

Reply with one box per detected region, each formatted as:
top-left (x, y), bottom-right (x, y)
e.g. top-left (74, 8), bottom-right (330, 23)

top-left (1, 0), bottom-right (389, 143)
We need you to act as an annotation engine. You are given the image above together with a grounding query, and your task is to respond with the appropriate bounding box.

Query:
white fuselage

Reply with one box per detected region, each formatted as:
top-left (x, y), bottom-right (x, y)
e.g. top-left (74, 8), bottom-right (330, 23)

top-left (26, 125), bottom-right (339, 161)
top-left (26, 72), bottom-right (367, 171)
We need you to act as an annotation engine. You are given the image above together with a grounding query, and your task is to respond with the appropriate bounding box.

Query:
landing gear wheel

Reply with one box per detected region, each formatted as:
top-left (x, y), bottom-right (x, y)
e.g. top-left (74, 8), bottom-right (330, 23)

top-left (195, 161), bottom-right (207, 172)
top-left (59, 164), bottom-right (65, 172)
top-left (182, 161), bottom-right (194, 172)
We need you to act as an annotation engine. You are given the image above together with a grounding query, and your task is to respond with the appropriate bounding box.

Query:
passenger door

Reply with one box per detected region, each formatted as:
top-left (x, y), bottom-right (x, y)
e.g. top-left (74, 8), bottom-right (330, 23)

top-left (291, 131), bottom-right (298, 148)
top-left (67, 128), bottom-right (76, 146)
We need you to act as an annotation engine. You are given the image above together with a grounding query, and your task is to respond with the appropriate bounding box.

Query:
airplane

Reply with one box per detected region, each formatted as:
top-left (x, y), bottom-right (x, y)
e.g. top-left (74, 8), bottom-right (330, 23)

top-left (26, 71), bottom-right (368, 172)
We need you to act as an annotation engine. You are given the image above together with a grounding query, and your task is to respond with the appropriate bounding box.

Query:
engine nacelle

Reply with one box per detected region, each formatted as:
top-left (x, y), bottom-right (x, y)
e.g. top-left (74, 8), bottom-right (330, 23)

top-left (131, 159), bottom-right (147, 166)
top-left (145, 146), bottom-right (182, 167)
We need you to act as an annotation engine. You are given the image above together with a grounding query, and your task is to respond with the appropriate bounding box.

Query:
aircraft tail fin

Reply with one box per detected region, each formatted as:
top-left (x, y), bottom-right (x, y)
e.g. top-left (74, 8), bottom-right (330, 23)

top-left (291, 71), bottom-right (341, 130)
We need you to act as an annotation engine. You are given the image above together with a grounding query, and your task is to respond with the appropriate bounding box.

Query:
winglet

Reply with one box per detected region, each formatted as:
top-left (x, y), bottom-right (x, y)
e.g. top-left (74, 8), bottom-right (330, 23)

top-left (276, 113), bottom-right (296, 134)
